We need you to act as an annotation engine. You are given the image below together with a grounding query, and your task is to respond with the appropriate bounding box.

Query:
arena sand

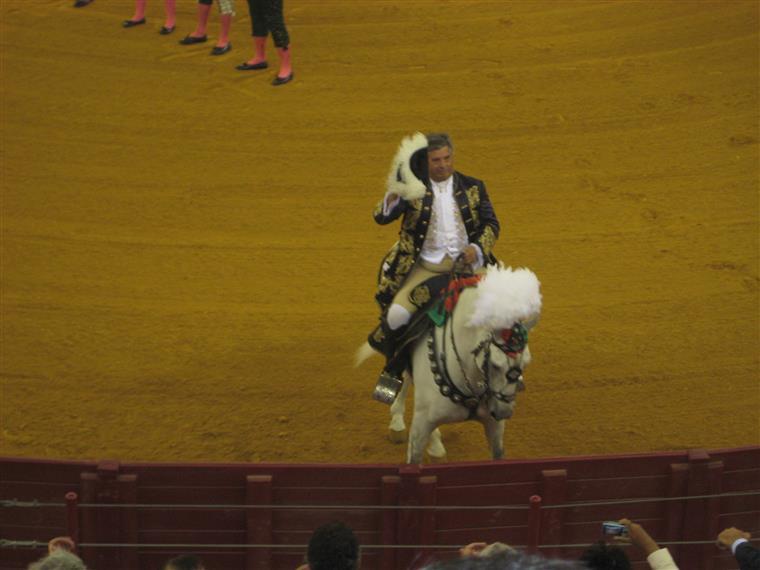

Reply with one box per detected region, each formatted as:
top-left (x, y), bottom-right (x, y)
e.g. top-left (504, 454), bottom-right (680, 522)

top-left (1, 1), bottom-right (758, 464)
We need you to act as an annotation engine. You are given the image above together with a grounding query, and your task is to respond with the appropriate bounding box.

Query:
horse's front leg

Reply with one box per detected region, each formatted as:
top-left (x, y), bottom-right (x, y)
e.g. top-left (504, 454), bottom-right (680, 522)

top-left (407, 416), bottom-right (436, 464)
top-left (388, 375), bottom-right (409, 443)
top-left (483, 418), bottom-right (506, 460)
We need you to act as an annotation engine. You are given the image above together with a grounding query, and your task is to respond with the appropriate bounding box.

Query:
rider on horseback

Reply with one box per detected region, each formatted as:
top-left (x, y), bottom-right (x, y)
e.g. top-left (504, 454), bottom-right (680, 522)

top-left (368, 132), bottom-right (502, 403)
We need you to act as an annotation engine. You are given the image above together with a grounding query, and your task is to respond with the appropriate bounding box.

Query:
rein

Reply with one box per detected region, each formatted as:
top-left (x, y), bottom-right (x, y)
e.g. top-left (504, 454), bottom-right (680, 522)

top-left (427, 258), bottom-right (524, 412)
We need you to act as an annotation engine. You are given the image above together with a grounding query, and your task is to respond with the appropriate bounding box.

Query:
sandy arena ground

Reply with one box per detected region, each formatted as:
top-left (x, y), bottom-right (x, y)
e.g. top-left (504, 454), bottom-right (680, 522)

top-left (1, 0), bottom-right (758, 465)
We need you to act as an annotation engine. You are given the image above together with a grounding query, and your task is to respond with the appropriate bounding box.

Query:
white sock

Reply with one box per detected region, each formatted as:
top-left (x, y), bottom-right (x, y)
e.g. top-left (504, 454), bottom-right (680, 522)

top-left (387, 304), bottom-right (411, 330)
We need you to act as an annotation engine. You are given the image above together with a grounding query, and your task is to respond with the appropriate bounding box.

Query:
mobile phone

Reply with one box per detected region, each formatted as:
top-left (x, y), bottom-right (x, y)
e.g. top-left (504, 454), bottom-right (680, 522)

top-left (602, 522), bottom-right (628, 536)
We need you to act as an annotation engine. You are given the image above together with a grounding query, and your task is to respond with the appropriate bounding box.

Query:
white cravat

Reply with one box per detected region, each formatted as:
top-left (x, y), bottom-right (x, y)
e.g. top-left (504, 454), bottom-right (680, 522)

top-left (381, 176), bottom-right (484, 268)
top-left (420, 176), bottom-right (470, 264)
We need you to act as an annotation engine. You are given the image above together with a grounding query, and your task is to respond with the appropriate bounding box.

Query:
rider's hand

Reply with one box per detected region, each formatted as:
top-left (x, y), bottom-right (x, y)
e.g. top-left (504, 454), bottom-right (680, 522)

top-left (717, 527), bottom-right (751, 550)
top-left (462, 245), bottom-right (478, 265)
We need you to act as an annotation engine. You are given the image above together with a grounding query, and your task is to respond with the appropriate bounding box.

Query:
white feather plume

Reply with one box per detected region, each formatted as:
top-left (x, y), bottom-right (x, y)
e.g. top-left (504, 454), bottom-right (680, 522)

top-left (469, 266), bottom-right (542, 330)
top-left (385, 132), bottom-right (427, 201)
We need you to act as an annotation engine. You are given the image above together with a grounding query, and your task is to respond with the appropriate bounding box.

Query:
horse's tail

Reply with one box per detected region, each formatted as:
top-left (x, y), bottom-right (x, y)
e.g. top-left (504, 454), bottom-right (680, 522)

top-left (354, 342), bottom-right (378, 368)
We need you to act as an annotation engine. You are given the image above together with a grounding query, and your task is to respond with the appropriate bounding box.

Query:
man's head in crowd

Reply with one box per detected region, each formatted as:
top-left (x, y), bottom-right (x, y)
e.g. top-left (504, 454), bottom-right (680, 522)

top-left (307, 521), bottom-right (360, 570)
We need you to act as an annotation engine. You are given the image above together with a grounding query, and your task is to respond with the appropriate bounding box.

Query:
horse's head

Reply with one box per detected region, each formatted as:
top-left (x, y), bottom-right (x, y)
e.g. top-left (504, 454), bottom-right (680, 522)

top-left (473, 324), bottom-right (532, 421)
top-left (469, 266), bottom-right (542, 421)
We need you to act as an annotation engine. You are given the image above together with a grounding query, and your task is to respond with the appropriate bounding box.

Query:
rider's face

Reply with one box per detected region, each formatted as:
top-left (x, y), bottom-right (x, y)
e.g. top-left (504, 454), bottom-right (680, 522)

top-left (428, 146), bottom-right (454, 182)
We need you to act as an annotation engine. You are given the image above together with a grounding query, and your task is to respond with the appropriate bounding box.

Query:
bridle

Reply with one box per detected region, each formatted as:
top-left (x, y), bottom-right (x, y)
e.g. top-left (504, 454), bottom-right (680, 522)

top-left (427, 291), bottom-right (526, 414)
top-left (470, 328), bottom-right (526, 402)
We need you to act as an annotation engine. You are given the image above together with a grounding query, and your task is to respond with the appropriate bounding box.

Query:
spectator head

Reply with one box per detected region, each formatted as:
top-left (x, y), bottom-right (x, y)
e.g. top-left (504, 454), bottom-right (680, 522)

top-left (28, 551), bottom-right (87, 570)
top-left (579, 541), bottom-right (631, 570)
top-left (306, 521), bottom-right (360, 570)
top-left (478, 542), bottom-right (516, 557)
top-left (424, 550), bottom-right (585, 569)
top-left (164, 554), bottom-right (205, 570)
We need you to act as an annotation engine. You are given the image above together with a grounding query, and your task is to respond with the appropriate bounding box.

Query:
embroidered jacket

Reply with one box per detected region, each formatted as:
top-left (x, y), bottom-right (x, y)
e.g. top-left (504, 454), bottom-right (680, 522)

top-left (373, 171), bottom-right (500, 310)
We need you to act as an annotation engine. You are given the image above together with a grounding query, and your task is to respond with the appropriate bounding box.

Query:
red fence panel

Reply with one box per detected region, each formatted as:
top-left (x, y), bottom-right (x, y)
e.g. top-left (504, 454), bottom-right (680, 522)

top-left (2, 447), bottom-right (759, 570)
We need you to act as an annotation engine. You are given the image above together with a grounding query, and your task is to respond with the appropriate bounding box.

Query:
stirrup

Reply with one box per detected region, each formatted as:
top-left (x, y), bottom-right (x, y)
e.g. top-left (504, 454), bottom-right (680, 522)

top-left (372, 371), bottom-right (403, 405)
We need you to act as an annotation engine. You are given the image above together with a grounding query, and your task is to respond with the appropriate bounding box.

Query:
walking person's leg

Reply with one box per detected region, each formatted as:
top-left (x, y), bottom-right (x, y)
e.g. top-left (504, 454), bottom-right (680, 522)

top-left (211, 0), bottom-right (235, 54)
top-left (123, 0), bottom-right (147, 27)
top-left (268, 0), bottom-right (293, 84)
top-left (237, 0), bottom-right (269, 69)
top-left (179, 0), bottom-right (212, 43)
top-left (160, 0), bottom-right (176, 34)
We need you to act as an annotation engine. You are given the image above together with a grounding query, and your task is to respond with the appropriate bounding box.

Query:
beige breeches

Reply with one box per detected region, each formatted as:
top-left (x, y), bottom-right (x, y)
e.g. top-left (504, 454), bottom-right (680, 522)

top-left (391, 257), bottom-right (458, 313)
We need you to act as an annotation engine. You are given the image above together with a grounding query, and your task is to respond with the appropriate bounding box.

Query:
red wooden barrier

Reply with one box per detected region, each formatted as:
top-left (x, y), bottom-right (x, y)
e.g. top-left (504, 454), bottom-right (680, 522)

top-left (78, 471), bottom-right (98, 568)
top-left (665, 461), bottom-right (689, 561)
top-left (526, 494), bottom-right (542, 554)
top-left (539, 469), bottom-right (567, 558)
top-left (65, 492), bottom-right (79, 547)
top-left (380, 475), bottom-right (400, 570)
top-left (396, 464), bottom-right (421, 569)
top-left (1, 446), bottom-right (758, 570)
top-left (417, 475), bottom-right (437, 568)
top-left (118, 474), bottom-right (139, 570)
top-left (246, 475), bottom-right (273, 570)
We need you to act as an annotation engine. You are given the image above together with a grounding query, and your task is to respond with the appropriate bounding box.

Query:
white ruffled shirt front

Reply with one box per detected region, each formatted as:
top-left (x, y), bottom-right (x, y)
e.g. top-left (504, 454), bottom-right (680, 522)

top-left (384, 175), bottom-right (483, 268)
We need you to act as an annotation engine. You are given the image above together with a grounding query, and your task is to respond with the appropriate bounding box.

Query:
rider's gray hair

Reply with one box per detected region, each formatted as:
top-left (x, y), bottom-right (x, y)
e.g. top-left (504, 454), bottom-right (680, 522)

top-left (427, 132), bottom-right (454, 152)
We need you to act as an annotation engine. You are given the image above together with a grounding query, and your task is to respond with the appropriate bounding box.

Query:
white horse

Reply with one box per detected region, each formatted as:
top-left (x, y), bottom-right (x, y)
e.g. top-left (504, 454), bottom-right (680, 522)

top-left (358, 266), bottom-right (542, 463)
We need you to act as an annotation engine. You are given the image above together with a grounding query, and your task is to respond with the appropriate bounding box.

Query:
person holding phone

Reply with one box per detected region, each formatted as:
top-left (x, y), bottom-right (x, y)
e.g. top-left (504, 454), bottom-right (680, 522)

top-left (614, 519), bottom-right (679, 570)
top-left (717, 527), bottom-right (760, 570)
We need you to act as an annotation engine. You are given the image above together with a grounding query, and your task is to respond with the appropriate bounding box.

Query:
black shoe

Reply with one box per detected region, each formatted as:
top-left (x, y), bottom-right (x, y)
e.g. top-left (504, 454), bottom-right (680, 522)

top-left (74, 0), bottom-right (93, 7)
top-left (122, 18), bottom-right (146, 28)
top-left (271, 72), bottom-right (294, 86)
top-left (236, 61), bottom-right (268, 71)
top-left (159, 25), bottom-right (175, 35)
top-left (211, 43), bottom-right (231, 56)
top-left (179, 34), bottom-right (207, 45)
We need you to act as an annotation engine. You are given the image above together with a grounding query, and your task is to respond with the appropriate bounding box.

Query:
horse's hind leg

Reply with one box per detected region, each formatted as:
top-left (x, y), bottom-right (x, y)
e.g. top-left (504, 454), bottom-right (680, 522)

top-left (388, 378), bottom-right (409, 444)
top-left (426, 428), bottom-right (447, 463)
top-left (483, 418), bottom-right (505, 460)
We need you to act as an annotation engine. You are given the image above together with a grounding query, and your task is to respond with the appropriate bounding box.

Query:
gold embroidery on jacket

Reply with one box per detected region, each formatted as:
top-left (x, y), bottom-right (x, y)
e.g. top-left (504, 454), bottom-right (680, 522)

top-left (466, 185), bottom-right (480, 226)
top-left (402, 204), bottom-right (421, 230)
top-left (410, 285), bottom-right (431, 308)
top-left (399, 232), bottom-right (415, 254)
top-left (479, 225), bottom-right (496, 256)
top-left (396, 254), bottom-right (415, 275)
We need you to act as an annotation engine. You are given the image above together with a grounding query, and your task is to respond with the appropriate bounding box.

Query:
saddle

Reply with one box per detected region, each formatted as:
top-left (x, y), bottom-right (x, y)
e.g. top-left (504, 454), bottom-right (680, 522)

top-left (368, 271), bottom-right (483, 376)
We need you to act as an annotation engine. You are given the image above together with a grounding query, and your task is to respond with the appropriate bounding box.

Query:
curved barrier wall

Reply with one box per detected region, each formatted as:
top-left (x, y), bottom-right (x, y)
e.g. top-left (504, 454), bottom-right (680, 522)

top-left (2, 446), bottom-right (759, 570)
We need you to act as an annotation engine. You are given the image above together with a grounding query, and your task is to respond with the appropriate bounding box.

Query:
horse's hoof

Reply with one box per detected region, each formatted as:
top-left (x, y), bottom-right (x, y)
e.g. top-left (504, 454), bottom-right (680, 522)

top-left (427, 453), bottom-right (448, 464)
top-left (388, 429), bottom-right (408, 444)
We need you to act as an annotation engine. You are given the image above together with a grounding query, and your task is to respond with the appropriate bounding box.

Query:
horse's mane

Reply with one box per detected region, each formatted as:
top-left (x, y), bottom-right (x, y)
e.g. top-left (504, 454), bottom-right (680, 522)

top-left (468, 266), bottom-right (542, 330)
